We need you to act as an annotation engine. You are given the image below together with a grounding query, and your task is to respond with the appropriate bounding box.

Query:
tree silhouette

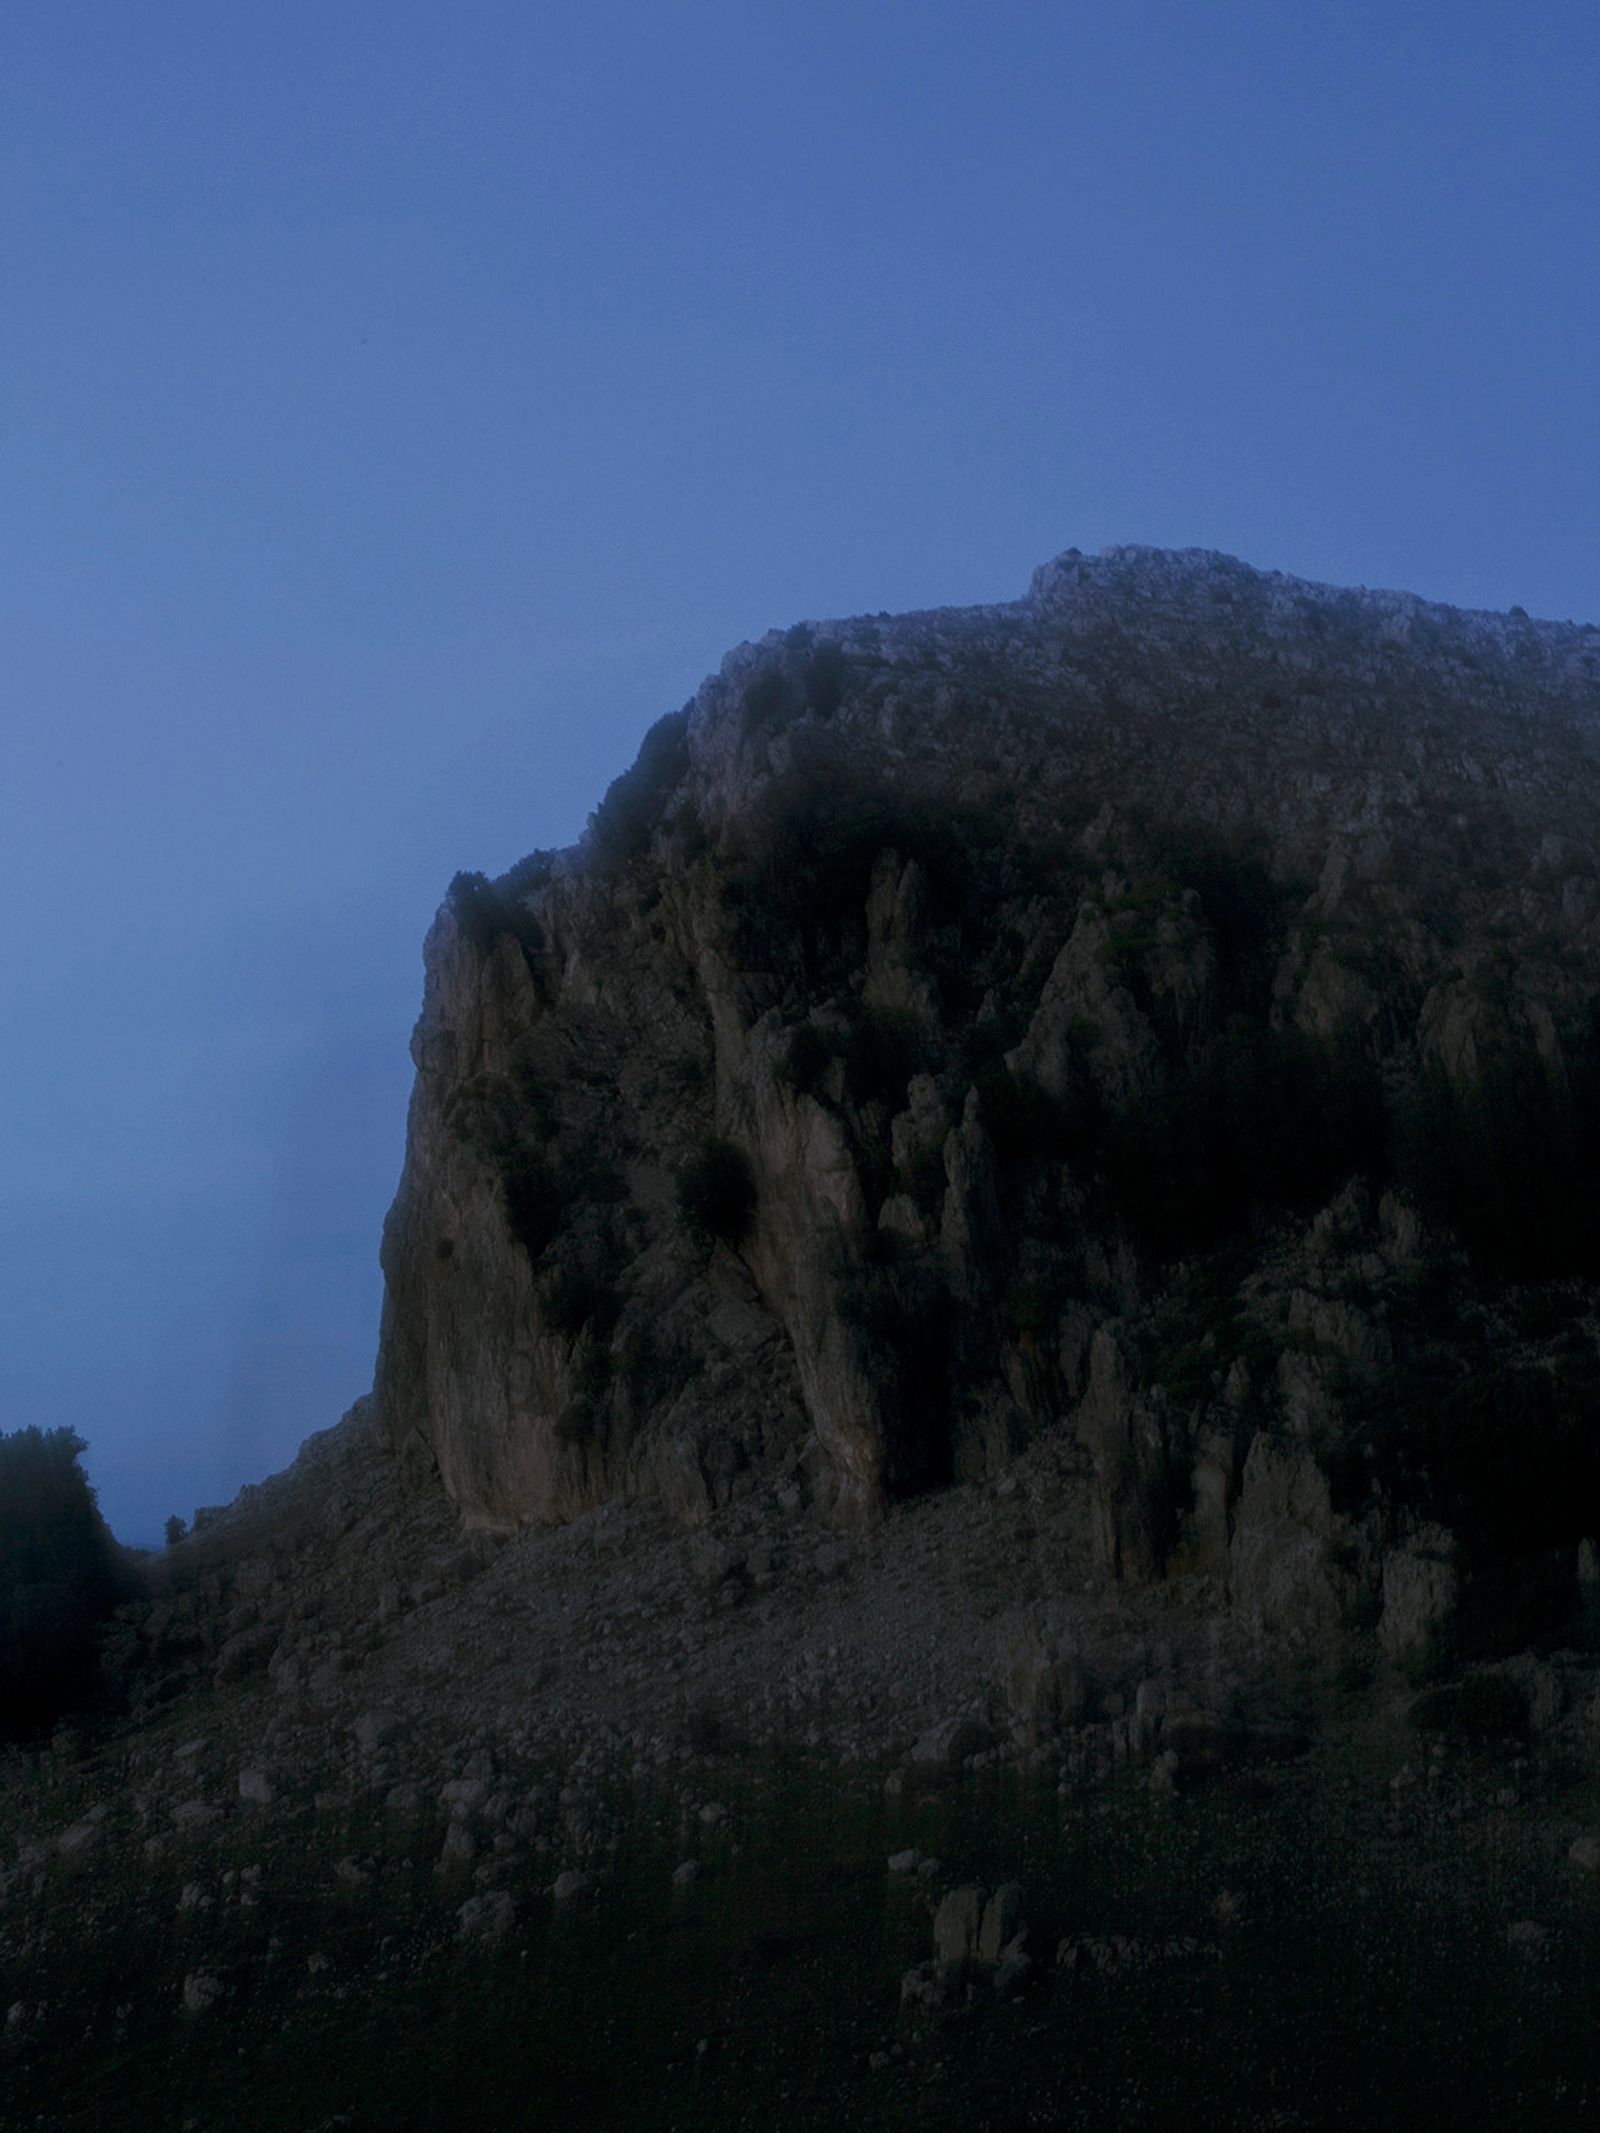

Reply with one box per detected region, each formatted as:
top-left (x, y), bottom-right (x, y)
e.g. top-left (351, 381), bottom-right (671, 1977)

top-left (0, 1426), bottom-right (123, 1735)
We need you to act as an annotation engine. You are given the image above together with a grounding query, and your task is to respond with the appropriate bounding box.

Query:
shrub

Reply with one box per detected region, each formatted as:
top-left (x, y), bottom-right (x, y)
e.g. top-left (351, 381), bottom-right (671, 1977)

top-left (775, 1021), bottom-right (834, 1097)
top-left (741, 667), bottom-right (790, 734)
top-left (540, 1262), bottom-right (621, 1342)
top-left (1393, 1021), bottom-right (1600, 1281)
top-left (590, 708), bottom-right (690, 867)
top-left (725, 733), bottom-right (997, 987)
top-left (1412, 1672), bottom-right (1529, 1740)
top-left (446, 869), bottom-right (546, 956)
top-left (975, 1062), bottom-right (1098, 1167)
top-left (842, 1009), bottom-right (929, 1110)
top-left (448, 871), bottom-right (506, 946)
top-left (1145, 824), bottom-right (1298, 1022)
top-left (1101, 1022), bottom-right (1385, 1257)
top-left (0, 1427), bottom-right (123, 1736)
top-left (1426, 1363), bottom-right (1600, 1556)
top-left (803, 642), bottom-right (848, 719)
top-left (498, 1147), bottom-right (572, 1262)
top-left (677, 1138), bottom-right (757, 1248)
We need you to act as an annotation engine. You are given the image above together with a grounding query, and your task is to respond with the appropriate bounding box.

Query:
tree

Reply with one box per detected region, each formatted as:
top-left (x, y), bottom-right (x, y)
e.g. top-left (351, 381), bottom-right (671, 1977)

top-left (164, 1513), bottom-right (188, 1548)
top-left (676, 1137), bottom-right (757, 1249)
top-left (0, 1426), bottom-right (123, 1735)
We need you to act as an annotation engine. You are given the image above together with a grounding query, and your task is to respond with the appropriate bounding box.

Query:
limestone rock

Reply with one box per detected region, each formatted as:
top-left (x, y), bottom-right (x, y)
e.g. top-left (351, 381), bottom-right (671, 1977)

top-left (977, 1883), bottom-right (1024, 1965)
top-left (910, 1715), bottom-right (994, 1774)
top-left (351, 1709), bottom-right (409, 1755)
top-left (182, 1972), bottom-right (226, 2013)
top-left (1380, 1528), bottom-right (1458, 1674)
top-left (933, 1885), bottom-right (986, 1971)
top-left (458, 1891), bottom-right (516, 1944)
top-left (997, 1621), bottom-right (1088, 1745)
top-left (1229, 1437), bottom-right (1342, 1639)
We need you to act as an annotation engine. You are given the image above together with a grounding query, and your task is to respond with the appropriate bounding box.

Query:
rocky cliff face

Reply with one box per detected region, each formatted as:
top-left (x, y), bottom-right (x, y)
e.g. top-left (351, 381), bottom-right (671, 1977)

top-left (373, 545), bottom-right (1600, 1661)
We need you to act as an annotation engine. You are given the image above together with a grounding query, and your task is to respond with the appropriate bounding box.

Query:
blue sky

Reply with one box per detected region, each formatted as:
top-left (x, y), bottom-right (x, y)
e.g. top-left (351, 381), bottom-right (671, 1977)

top-left (4, 1), bottom-right (1597, 1540)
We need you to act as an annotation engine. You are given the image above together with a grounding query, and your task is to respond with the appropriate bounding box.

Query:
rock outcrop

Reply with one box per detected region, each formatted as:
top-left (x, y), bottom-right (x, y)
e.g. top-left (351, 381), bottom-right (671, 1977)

top-left (372, 544), bottom-right (1600, 1664)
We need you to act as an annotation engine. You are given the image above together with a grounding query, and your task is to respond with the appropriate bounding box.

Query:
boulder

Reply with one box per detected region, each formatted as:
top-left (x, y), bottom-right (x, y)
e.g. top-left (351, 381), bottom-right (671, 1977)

top-left (933, 1885), bottom-right (986, 1971)
top-left (1380, 1527), bottom-right (1458, 1674)
top-left (977, 1883), bottom-right (1024, 1965)
top-left (458, 1891), bottom-right (516, 1944)
top-left (997, 1622), bottom-right (1088, 1745)
top-left (921, 1882), bottom-right (1030, 2006)
top-left (182, 1972), bottom-right (226, 2013)
top-left (212, 1624), bottom-right (278, 1685)
top-left (910, 1715), bottom-right (995, 1774)
top-left (351, 1709), bottom-right (409, 1755)
top-left (1163, 1709), bottom-right (1233, 1781)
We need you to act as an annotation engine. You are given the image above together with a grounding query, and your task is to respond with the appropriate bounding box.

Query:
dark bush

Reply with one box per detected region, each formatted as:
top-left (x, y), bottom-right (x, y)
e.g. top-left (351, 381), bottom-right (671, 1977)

top-left (842, 1009), bottom-right (929, 1110)
top-left (833, 1257), bottom-right (954, 1493)
top-left (741, 667), bottom-right (790, 734)
top-left (726, 734), bottom-right (995, 988)
top-left (1423, 1362), bottom-right (1600, 1556)
top-left (1408, 1684), bottom-right (1460, 1732)
top-left (1102, 1021), bottom-right (1385, 1257)
top-left (677, 1138), bottom-right (757, 1248)
top-left (1146, 825), bottom-right (1299, 1023)
top-left (803, 642), bottom-right (849, 719)
top-left (500, 1148), bottom-right (561, 1261)
top-left (447, 868), bottom-right (546, 956)
top-left (540, 1261), bottom-right (622, 1343)
top-left (775, 1020), bottom-right (834, 1097)
top-left (1394, 1020), bottom-right (1600, 1281)
top-left (975, 1062), bottom-right (1099, 1168)
top-left (501, 849), bottom-right (555, 898)
top-left (0, 1427), bottom-right (123, 1736)
top-left (448, 871), bottom-right (510, 947)
top-left (898, 1139), bottom-right (949, 1216)
top-left (1454, 1553), bottom-right (1579, 1662)
top-left (1143, 1245), bottom-right (1262, 1406)
top-left (590, 708), bottom-right (690, 867)
top-left (1412, 1672), bottom-right (1528, 1739)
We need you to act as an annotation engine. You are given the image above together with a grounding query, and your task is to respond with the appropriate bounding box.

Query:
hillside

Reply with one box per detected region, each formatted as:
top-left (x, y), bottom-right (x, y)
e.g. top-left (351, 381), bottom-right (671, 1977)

top-left (9, 546), bottom-right (1600, 2129)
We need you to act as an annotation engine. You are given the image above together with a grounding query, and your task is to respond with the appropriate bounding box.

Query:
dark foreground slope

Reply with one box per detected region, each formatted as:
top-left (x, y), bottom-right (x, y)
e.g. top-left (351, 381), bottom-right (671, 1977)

top-left (6, 1390), bottom-right (1600, 2131)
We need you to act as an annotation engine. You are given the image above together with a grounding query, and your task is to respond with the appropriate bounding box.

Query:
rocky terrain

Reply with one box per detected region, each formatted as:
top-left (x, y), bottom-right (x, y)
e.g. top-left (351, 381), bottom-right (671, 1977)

top-left (9, 544), bottom-right (1600, 2127)
top-left (7, 1382), bottom-right (1600, 2128)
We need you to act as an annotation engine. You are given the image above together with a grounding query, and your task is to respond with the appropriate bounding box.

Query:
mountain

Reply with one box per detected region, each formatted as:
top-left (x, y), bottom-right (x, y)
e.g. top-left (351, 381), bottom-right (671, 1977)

top-left (9, 546), bottom-right (1600, 2129)
top-left (375, 542), bottom-right (1600, 1668)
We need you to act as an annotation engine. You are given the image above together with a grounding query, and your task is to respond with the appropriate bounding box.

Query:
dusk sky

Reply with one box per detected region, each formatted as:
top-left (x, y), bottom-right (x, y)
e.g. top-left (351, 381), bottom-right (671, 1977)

top-left (4, 2), bottom-right (1597, 1542)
